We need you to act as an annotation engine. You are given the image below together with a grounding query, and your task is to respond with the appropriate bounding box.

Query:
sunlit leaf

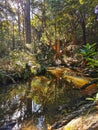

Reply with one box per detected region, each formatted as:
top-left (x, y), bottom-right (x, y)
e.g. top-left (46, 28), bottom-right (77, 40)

top-left (86, 98), bottom-right (94, 101)
top-left (44, 87), bottom-right (48, 93)
top-left (95, 93), bottom-right (98, 101)
top-left (79, 0), bottom-right (84, 4)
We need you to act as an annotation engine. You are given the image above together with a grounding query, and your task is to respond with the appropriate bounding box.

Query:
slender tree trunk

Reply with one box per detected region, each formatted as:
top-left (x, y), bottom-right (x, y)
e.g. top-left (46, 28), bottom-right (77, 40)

top-left (23, 16), bottom-right (26, 47)
top-left (0, 23), bottom-right (3, 42)
top-left (12, 21), bottom-right (15, 50)
top-left (21, 0), bottom-right (26, 48)
top-left (17, 1), bottom-right (21, 42)
top-left (82, 20), bottom-right (86, 44)
top-left (25, 0), bottom-right (31, 44)
top-left (42, 0), bottom-right (46, 31)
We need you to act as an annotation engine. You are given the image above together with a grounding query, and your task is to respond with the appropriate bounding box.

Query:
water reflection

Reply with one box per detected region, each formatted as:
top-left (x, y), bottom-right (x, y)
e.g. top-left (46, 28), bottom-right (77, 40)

top-left (0, 74), bottom-right (82, 130)
top-left (32, 102), bottom-right (41, 113)
top-left (37, 116), bottom-right (46, 130)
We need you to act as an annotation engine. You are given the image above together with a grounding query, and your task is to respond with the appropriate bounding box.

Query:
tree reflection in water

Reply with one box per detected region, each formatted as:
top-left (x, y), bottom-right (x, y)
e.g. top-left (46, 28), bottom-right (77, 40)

top-left (0, 73), bottom-right (82, 130)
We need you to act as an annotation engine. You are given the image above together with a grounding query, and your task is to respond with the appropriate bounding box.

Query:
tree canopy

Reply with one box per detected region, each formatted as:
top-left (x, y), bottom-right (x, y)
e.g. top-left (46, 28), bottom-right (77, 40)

top-left (0, 0), bottom-right (98, 63)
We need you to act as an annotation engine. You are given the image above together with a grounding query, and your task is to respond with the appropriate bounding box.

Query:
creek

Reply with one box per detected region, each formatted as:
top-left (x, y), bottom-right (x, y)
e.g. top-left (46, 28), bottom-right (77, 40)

top-left (0, 67), bottom-right (98, 130)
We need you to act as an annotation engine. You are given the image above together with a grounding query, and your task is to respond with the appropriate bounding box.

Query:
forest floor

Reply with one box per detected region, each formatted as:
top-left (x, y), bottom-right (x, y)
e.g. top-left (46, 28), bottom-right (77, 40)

top-left (0, 50), bottom-right (40, 85)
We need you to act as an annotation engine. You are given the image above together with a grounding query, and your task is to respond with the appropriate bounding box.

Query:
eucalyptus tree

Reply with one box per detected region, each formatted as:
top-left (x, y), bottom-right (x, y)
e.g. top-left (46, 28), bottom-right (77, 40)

top-left (30, 0), bottom-right (48, 53)
top-left (34, 0), bottom-right (98, 63)
top-left (24, 0), bottom-right (31, 44)
top-left (0, 0), bottom-right (16, 55)
top-left (63, 0), bottom-right (98, 44)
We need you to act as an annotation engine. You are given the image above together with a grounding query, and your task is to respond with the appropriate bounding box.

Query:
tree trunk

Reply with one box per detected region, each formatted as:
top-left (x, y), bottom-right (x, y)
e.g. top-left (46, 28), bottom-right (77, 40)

top-left (82, 20), bottom-right (86, 44)
top-left (25, 0), bottom-right (31, 44)
top-left (17, 1), bottom-right (21, 42)
top-left (12, 21), bottom-right (15, 50)
top-left (42, 0), bottom-right (46, 31)
top-left (50, 102), bottom-right (97, 130)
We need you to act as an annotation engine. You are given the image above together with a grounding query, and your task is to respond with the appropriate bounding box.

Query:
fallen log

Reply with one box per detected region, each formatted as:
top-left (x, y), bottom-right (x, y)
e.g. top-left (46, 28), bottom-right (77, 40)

top-left (50, 102), bottom-right (97, 130)
top-left (88, 121), bottom-right (98, 130)
top-left (80, 79), bottom-right (98, 90)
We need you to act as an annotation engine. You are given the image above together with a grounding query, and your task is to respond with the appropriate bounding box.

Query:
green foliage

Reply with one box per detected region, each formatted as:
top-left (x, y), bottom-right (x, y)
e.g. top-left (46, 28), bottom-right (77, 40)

top-left (36, 44), bottom-right (54, 66)
top-left (87, 59), bottom-right (98, 68)
top-left (79, 43), bottom-right (97, 59)
top-left (0, 0), bottom-right (98, 66)
top-left (9, 50), bottom-right (37, 65)
top-left (86, 93), bottom-right (98, 102)
top-left (79, 0), bottom-right (84, 5)
top-left (0, 50), bottom-right (40, 83)
top-left (0, 42), bottom-right (8, 56)
top-left (79, 43), bottom-right (98, 68)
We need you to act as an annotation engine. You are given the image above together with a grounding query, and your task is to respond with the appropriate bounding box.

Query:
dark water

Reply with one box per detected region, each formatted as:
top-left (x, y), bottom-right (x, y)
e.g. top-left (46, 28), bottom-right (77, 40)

top-left (0, 73), bottom-right (83, 130)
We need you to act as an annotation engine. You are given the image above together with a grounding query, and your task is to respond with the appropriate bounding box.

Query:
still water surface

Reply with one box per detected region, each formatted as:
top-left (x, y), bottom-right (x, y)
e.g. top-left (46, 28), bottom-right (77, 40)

top-left (0, 70), bottom-right (85, 130)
